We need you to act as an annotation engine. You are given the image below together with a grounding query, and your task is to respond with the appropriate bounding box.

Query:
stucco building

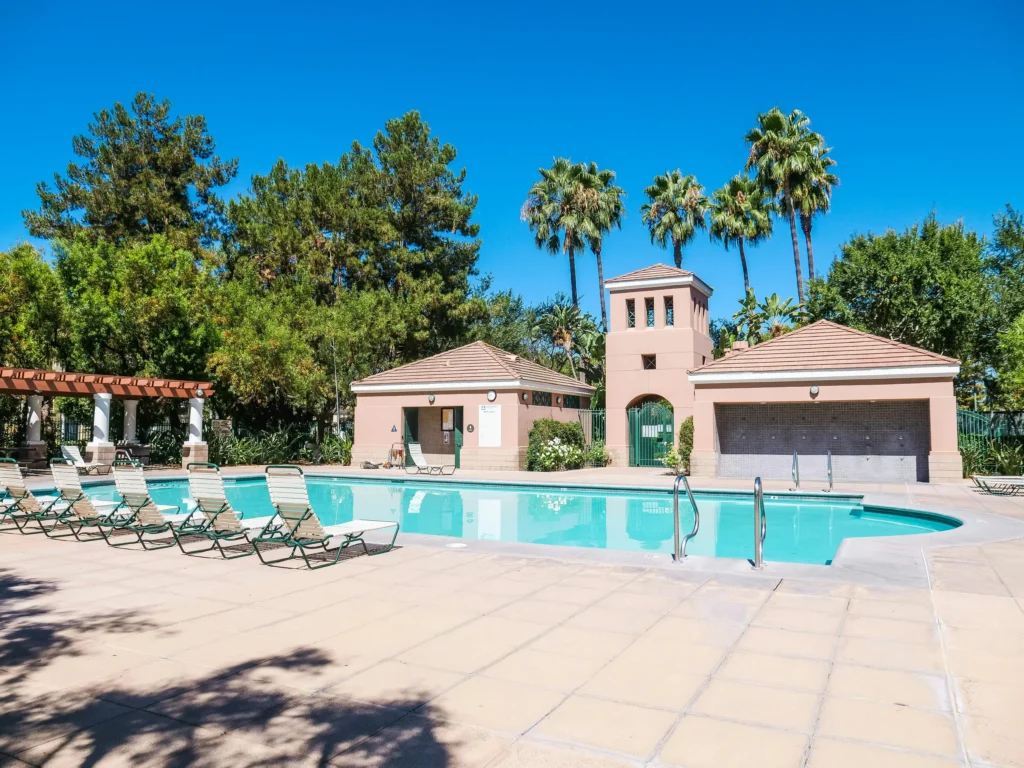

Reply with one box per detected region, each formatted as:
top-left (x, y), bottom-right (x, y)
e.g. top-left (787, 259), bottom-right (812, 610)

top-left (350, 341), bottom-right (594, 470)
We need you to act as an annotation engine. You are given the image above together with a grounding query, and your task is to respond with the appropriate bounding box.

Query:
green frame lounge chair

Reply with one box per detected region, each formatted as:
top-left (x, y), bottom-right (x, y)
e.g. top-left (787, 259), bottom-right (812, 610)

top-left (42, 458), bottom-right (128, 540)
top-left (0, 458), bottom-right (66, 535)
top-left (177, 462), bottom-right (273, 559)
top-left (101, 460), bottom-right (192, 549)
top-left (255, 465), bottom-right (399, 569)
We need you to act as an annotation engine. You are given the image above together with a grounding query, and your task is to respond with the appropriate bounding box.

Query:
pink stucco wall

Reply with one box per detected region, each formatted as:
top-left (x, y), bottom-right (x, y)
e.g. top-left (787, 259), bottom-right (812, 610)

top-left (689, 377), bottom-right (962, 482)
top-left (605, 282), bottom-right (713, 465)
top-left (352, 389), bottom-right (591, 470)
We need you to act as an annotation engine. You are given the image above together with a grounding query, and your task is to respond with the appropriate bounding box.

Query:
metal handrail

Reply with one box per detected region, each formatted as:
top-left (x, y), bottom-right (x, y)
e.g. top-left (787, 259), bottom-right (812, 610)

top-left (824, 449), bottom-right (833, 493)
top-left (790, 450), bottom-right (800, 491)
top-left (673, 474), bottom-right (700, 562)
top-left (753, 476), bottom-right (767, 569)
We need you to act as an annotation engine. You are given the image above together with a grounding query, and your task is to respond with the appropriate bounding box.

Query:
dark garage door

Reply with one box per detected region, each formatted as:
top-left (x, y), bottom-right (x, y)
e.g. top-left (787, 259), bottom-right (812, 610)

top-left (715, 401), bottom-right (931, 483)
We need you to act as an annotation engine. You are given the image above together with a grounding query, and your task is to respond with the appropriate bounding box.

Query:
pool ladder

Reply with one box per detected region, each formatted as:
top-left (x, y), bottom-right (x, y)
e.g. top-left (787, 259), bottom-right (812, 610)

top-left (824, 450), bottom-right (833, 493)
top-left (753, 477), bottom-right (768, 569)
top-left (672, 474), bottom-right (700, 562)
top-left (790, 450), bottom-right (800, 491)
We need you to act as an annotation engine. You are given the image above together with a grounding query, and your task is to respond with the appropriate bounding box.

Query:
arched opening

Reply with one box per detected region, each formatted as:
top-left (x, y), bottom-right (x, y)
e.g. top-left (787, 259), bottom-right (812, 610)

top-left (626, 395), bottom-right (674, 467)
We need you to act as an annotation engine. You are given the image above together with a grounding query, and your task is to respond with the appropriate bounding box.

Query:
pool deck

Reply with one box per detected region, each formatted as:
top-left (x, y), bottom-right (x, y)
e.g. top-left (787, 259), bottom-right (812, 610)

top-left (3, 468), bottom-right (1024, 766)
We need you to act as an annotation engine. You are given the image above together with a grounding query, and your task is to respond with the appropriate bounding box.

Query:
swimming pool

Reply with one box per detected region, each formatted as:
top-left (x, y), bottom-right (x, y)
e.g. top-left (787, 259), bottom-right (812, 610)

top-left (85, 475), bottom-right (959, 565)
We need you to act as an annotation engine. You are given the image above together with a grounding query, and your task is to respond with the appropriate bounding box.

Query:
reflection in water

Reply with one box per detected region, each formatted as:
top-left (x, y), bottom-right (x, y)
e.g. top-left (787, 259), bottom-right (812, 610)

top-left (95, 478), bottom-right (956, 565)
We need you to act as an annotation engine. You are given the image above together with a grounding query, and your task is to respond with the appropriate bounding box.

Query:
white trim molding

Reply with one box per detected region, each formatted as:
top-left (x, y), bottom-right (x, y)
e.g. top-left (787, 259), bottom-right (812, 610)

top-left (606, 274), bottom-right (714, 297)
top-left (688, 364), bottom-right (960, 385)
top-left (351, 379), bottom-right (596, 396)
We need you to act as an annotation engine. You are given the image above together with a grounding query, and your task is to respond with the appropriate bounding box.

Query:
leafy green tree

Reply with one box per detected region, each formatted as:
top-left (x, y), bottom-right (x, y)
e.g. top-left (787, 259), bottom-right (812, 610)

top-left (997, 312), bottom-right (1024, 407)
top-left (54, 236), bottom-right (218, 379)
top-left (709, 318), bottom-right (738, 359)
top-left (639, 171), bottom-right (708, 268)
top-left (582, 163), bottom-right (625, 332)
top-left (469, 288), bottom-right (543, 359)
top-left (709, 175), bottom-right (775, 292)
top-left (755, 293), bottom-right (807, 338)
top-left (521, 158), bottom-right (601, 309)
top-left (808, 215), bottom-right (992, 399)
top-left (745, 107), bottom-right (821, 304)
top-left (0, 244), bottom-right (65, 369)
top-left (791, 145), bottom-right (839, 280)
top-left (535, 302), bottom-right (593, 380)
top-left (24, 93), bottom-right (237, 250)
top-left (732, 288), bottom-right (763, 344)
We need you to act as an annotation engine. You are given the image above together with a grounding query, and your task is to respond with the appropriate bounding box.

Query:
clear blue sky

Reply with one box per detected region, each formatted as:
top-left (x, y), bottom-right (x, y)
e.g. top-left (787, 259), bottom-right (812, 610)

top-left (3, 0), bottom-right (1021, 323)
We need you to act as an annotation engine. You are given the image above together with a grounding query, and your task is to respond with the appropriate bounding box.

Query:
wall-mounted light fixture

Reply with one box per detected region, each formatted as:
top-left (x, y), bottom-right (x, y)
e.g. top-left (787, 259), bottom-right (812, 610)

top-left (196, 388), bottom-right (205, 398)
top-left (555, 395), bottom-right (562, 405)
top-left (809, 385), bottom-right (819, 397)
top-left (486, 390), bottom-right (496, 402)
top-left (427, 394), bottom-right (435, 404)
top-left (522, 392), bottom-right (528, 401)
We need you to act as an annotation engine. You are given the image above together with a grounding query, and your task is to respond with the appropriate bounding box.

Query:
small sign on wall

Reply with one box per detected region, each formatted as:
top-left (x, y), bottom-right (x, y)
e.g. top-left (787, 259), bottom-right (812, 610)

top-left (478, 404), bottom-right (502, 447)
top-left (443, 431), bottom-right (450, 444)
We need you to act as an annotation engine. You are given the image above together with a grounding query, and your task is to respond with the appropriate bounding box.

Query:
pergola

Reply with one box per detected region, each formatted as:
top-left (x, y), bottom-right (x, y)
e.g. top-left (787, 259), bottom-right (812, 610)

top-left (0, 368), bottom-right (213, 468)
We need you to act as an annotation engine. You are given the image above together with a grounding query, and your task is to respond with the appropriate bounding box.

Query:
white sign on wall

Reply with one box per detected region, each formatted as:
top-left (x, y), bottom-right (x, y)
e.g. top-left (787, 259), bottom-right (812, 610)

top-left (478, 404), bottom-right (502, 447)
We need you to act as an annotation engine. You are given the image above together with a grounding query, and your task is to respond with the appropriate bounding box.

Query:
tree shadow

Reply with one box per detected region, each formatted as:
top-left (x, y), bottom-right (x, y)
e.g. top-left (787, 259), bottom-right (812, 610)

top-left (0, 568), bottom-right (455, 767)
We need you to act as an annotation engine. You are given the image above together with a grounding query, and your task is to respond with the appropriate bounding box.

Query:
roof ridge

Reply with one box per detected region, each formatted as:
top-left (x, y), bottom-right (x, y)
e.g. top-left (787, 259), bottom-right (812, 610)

top-left (811, 320), bottom-right (960, 363)
top-left (475, 341), bottom-right (521, 378)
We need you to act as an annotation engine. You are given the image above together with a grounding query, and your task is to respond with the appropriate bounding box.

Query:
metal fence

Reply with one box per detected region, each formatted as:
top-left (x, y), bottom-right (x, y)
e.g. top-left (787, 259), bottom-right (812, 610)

top-left (958, 409), bottom-right (1024, 451)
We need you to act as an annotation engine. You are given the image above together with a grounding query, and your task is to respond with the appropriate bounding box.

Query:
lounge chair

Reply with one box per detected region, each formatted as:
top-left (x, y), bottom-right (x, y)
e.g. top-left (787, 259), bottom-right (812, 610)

top-left (41, 459), bottom-right (129, 540)
top-left (101, 460), bottom-right (194, 549)
top-left (0, 458), bottom-right (66, 535)
top-left (178, 462), bottom-right (275, 559)
top-left (61, 445), bottom-right (110, 475)
top-left (405, 442), bottom-right (455, 476)
top-left (972, 475), bottom-right (1024, 495)
top-left (255, 464), bottom-right (398, 568)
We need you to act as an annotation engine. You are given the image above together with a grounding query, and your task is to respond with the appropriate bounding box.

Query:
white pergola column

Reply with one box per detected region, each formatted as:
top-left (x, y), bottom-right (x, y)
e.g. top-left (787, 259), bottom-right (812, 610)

top-left (181, 396), bottom-right (208, 468)
top-left (25, 395), bottom-right (43, 443)
top-left (123, 399), bottom-right (139, 444)
top-left (86, 393), bottom-right (115, 465)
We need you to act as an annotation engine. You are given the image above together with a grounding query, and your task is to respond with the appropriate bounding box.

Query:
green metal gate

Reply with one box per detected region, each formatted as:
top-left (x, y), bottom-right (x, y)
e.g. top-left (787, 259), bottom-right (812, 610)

top-left (628, 402), bottom-right (674, 467)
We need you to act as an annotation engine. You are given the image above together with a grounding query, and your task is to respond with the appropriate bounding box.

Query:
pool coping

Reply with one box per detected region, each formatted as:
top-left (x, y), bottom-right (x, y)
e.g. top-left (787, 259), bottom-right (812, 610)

top-left (70, 469), bottom-right (1024, 589)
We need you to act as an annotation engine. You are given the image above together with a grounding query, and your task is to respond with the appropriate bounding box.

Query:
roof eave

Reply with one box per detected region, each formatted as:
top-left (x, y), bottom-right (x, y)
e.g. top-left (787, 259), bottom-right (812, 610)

top-left (351, 378), bottom-right (596, 395)
top-left (687, 364), bottom-right (961, 384)
top-left (606, 274), bottom-right (713, 296)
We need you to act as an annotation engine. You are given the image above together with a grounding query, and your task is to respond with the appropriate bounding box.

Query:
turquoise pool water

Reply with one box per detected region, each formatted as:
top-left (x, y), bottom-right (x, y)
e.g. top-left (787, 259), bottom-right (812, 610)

top-left (85, 476), bottom-right (959, 565)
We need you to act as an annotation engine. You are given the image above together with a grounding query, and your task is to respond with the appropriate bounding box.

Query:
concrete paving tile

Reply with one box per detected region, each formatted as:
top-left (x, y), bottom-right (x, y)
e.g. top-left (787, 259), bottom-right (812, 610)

top-left (493, 598), bottom-right (583, 625)
top-left (963, 712), bottom-right (1024, 767)
top-left (843, 615), bottom-right (940, 644)
top-left (530, 695), bottom-right (676, 758)
top-left (837, 637), bottom-right (945, 673)
top-left (428, 676), bottom-right (564, 733)
top-left (485, 741), bottom-right (634, 767)
top-left (945, 648), bottom-right (1024, 683)
top-left (641, 616), bottom-right (745, 648)
top-left (670, 597), bottom-right (761, 624)
top-left (942, 625), bottom-right (1024, 656)
top-left (807, 737), bottom-right (964, 767)
top-left (717, 650), bottom-right (830, 692)
top-left (817, 696), bottom-right (959, 756)
top-left (956, 678), bottom-right (1024, 720)
top-left (468, 577), bottom-right (545, 597)
top-left (691, 584), bottom-right (771, 605)
top-left (0, 691), bottom-right (133, 755)
top-left (594, 590), bottom-right (682, 614)
top-left (482, 648), bottom-right (606, 692)
top-left (737, 626), bottom-right (837, 660)
top-left (849, 585), bottom-right (934, 604)
top-left (331, 714), bottom-right (514, 767)
top-left (525, 625), bottom-right (634, 661)
top-left (828, 664), bottom-right (950, 711)
top-left (562, 605), bottom-right (662, 635)
top-left (531, 584), bottom-right (611, 606)
top-left (764, 592), bottom-right (849, 614)
top-left (659, 714), bottom-right (807, 768)
top-left (847, 598), bottom-right (936, 623)
top-left (933, 591), bottom-right (1024, 630)
top-left (690, 678), bottom-right (819, 732)
top-left (326, 661), bottom-right (465, 708)
top-left (422, 589), bottom-right (515, 615)
top-left (752, 606), bottom-right (845, 635)
top-left (579, 651), bottom-right (705, 710)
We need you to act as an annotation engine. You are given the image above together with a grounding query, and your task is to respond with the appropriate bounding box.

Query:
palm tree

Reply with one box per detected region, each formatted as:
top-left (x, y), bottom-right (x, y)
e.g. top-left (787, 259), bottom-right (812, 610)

top-left (709, 175), bottom-right (775, 292)
top-left (521, 159), bottom-right (601, 309)
top-left (582, 163), bottom-right (625, 333)
top-left (535, 302), bottom-right (593, 380)
top-left (756, 293), bottom-right (807, 338)
top-left (745, 108), bottom-right (822, 305)
top-left (640, 171), bottom-right (708, 268)
top-left (791, 145), bottom-right (838, 281)
top-left (732, 288), bottom-right (763, 344)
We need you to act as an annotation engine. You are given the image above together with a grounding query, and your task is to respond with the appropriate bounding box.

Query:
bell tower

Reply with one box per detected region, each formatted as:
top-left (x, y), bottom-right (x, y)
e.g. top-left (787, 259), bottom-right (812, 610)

top-left (603, 264), bottom-right (714, 467)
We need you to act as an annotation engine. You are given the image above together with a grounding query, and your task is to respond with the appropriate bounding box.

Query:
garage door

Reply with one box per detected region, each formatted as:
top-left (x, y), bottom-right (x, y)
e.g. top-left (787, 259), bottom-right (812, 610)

top-left (715, 401), bottom-right (930, 482)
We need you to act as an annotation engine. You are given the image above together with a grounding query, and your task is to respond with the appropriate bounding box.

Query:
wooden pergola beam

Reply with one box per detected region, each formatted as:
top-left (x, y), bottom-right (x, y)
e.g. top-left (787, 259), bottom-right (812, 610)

top-left (0, 369), bottom-right (213, 400)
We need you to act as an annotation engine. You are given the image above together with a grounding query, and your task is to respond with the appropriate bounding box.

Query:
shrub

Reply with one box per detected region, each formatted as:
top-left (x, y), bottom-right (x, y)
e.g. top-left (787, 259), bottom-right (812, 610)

top-left (661, 416), bottom-right (695, 475)
top-left (583, 439), bottom-right (610, 467)
top-left (527, 419), bottom-right (585, 471)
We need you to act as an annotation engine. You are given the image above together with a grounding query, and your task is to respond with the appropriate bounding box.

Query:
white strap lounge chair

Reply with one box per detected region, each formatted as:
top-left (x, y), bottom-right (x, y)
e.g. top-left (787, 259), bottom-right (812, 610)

top-left (43, 459), bottom-right (129, 540)
top-left (257, 465), bottom-right (399, 568)
top-left (972, 475), bottom-right (1024, 495)
top-left (0, 458), bottom-right (66, 534)
top-left (102, 460), bottom-right (196, 549)
top-left (180, 463), bottom-right (275, 559)
top-left (405, 442), bottom-right (455, 476)
top-left (61, 445), bottom-right (110, 475)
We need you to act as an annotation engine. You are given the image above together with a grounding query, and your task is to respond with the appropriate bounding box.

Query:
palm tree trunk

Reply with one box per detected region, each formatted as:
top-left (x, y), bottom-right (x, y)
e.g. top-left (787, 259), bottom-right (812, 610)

top-left (783, 184), bottom-right (805, 305)
top-left (594, 242), bottom-right (608, 332)
top-left (672, 238), bottom-right (682, 269)
top-left (801, 211), bottom-right (815, 282)
top-left (564, 342), bottom-right (577, 379)
top-left (738, 237), bottom-right (750, 293)
top-left (567, 244), bottom-right (579, 309)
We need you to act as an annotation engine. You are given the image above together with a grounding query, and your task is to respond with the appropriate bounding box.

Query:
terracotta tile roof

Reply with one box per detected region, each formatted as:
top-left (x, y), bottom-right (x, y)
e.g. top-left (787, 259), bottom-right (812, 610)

top-left (605, 264), bottom-right (694, 283)
top-left (689, 321), bottom-right (959, 375)
top-left (352, 341), bottom-right (595, 392)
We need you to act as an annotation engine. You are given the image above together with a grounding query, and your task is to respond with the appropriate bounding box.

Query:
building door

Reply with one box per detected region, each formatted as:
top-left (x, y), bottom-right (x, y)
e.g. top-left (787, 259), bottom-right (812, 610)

top-left (628, 402), bottom-right (674, 467)
top-left (402, 408), bottom-right (419, 467)
top-left (453, 407), bottom-right (463, 469)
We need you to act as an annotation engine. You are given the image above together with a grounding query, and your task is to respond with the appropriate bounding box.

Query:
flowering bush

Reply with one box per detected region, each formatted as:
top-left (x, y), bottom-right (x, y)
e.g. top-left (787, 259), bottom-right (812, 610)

top-left (532, 437), bottom-right (584, 471)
